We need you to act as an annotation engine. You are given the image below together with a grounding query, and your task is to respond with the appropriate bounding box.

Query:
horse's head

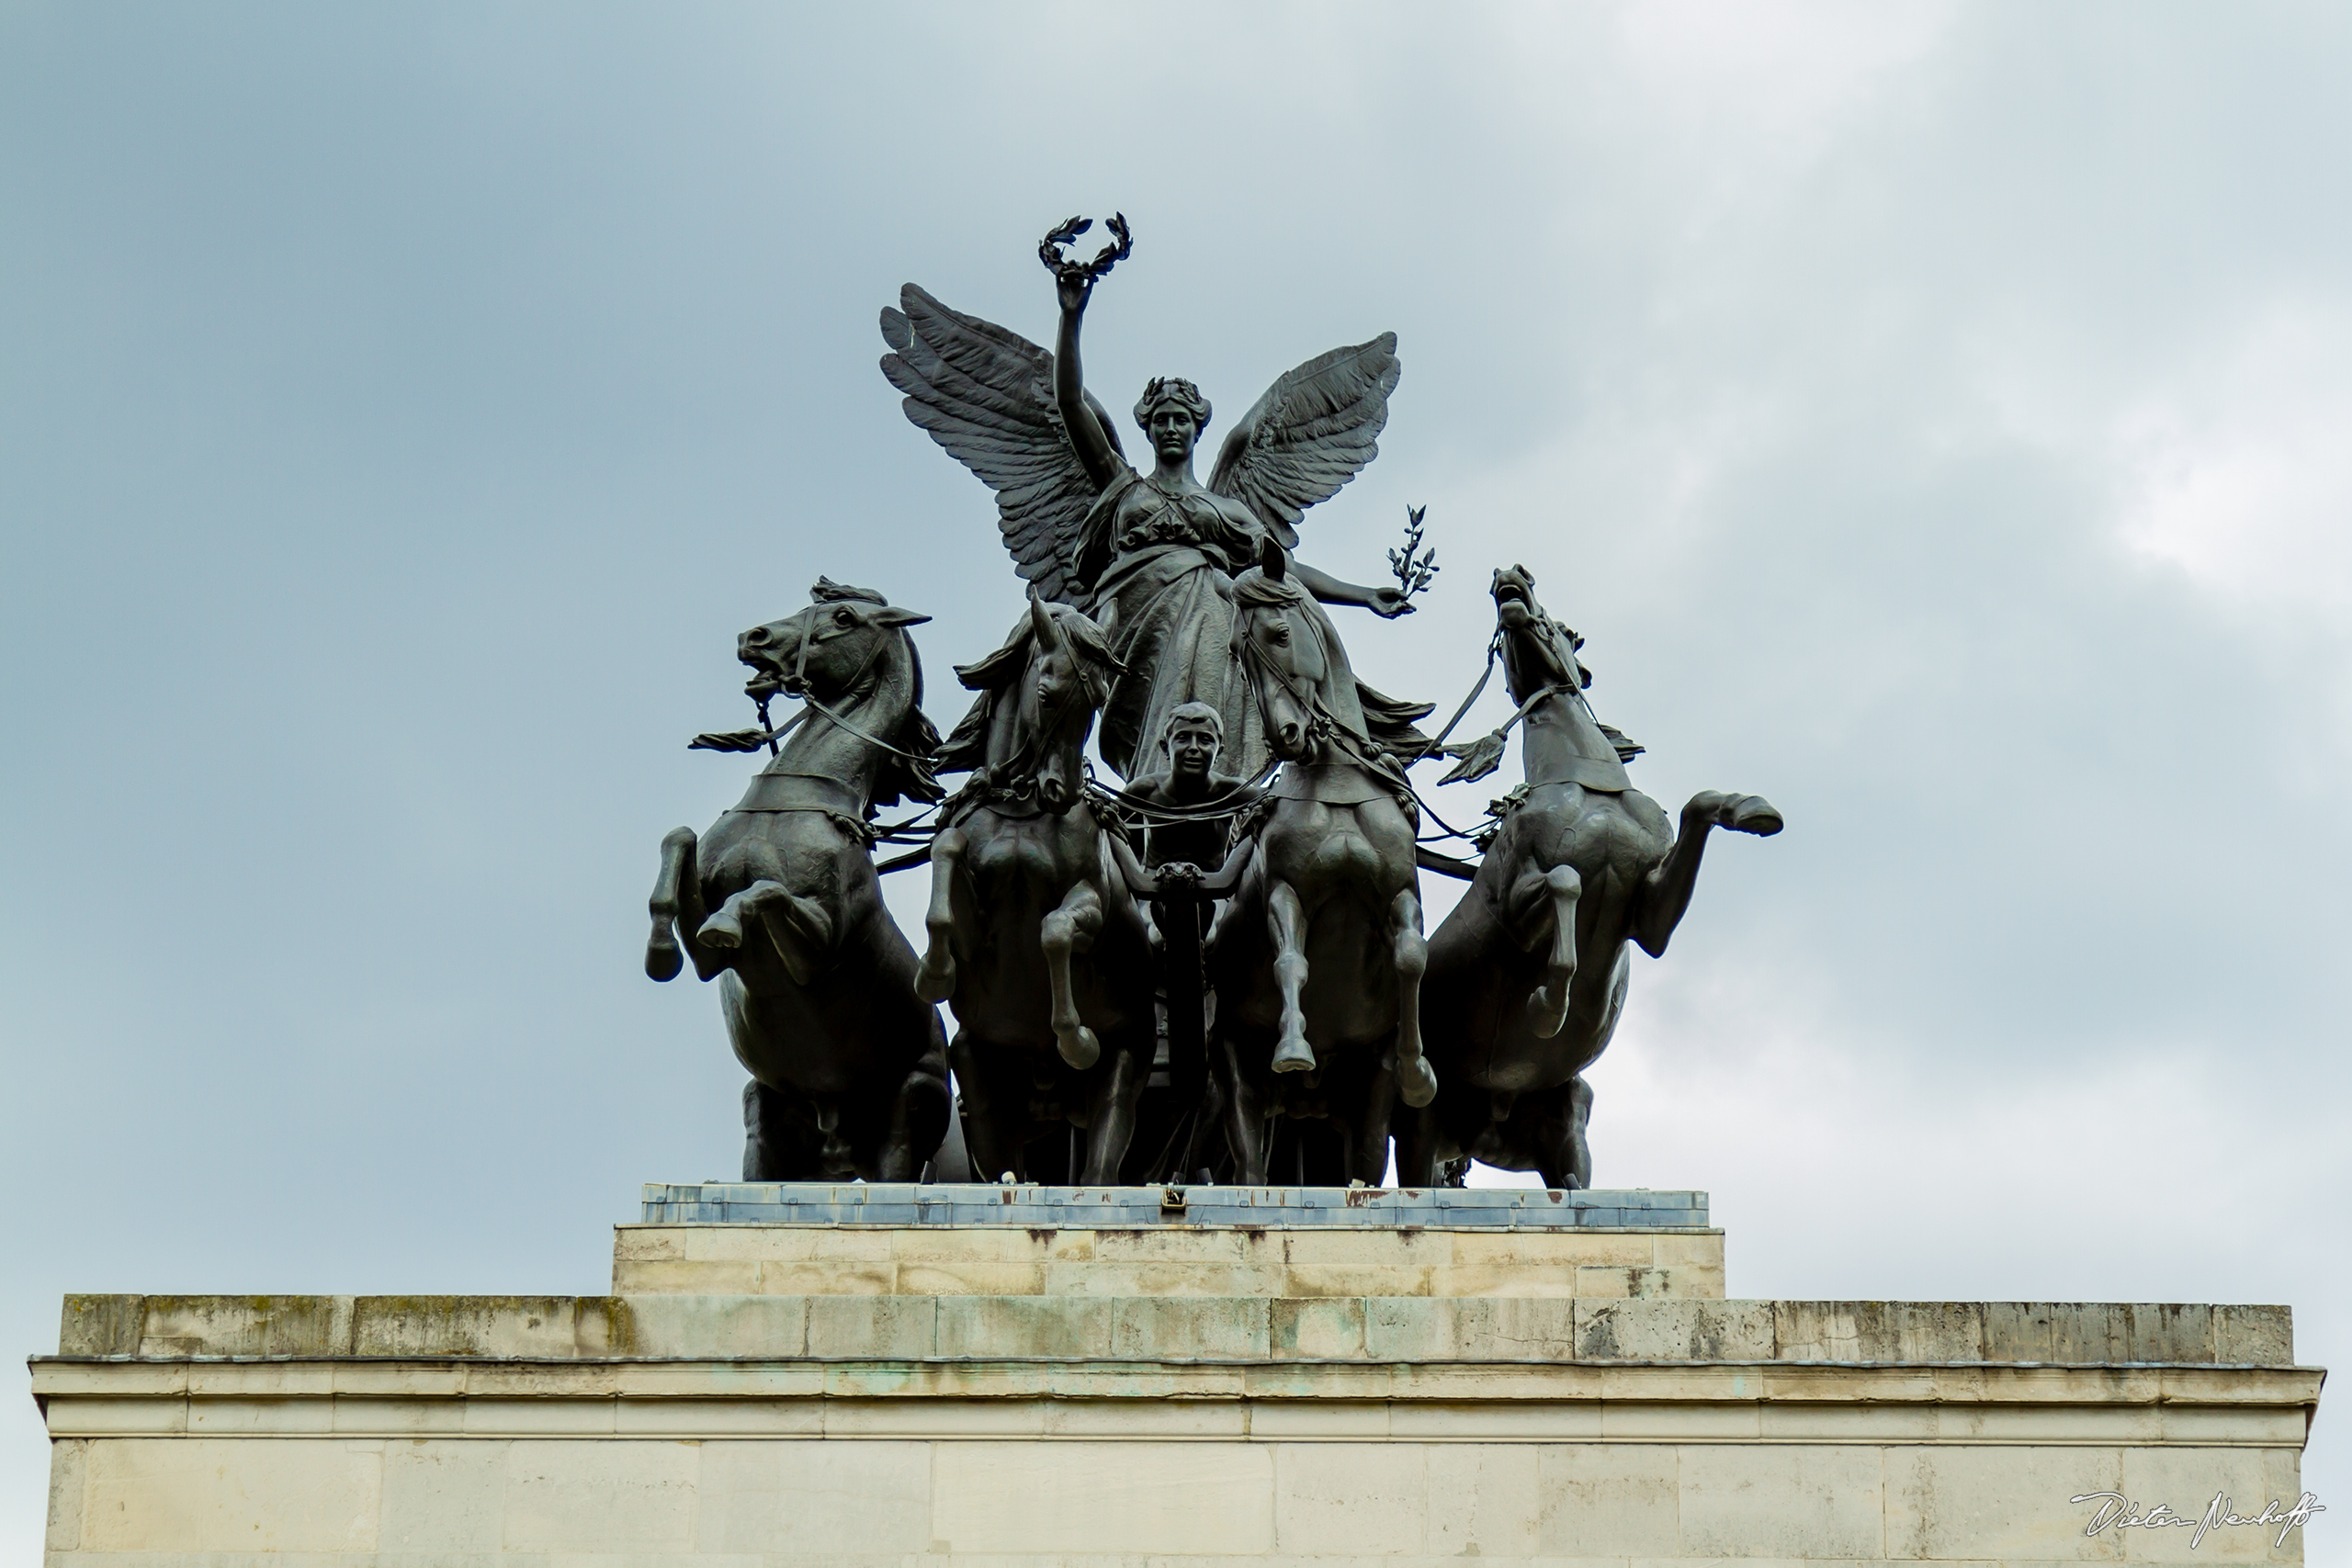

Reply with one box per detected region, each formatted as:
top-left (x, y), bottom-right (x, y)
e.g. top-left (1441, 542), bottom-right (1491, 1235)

top-left (949, 591), bottom-right (1122, 814)
top-left (738, 581), bottom-right (932, 705)
top-left (738, 579), bottom-right (943, 806)
top-left (1232, 536), bottom-right (1341, 762)
top-left (1019, 592), bottom-right (1121, 813)
top-left (1491, 563), bottom-right (1586, 704)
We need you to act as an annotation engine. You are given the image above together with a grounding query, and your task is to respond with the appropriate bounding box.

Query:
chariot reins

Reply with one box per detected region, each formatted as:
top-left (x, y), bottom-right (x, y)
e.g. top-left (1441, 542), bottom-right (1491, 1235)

top-left (726, 604), bottom-right (1580, 870)
top-left (1085, 770), bottom-right (1276, 825)
top-left (1404, 630), bottom-right (1502, 765)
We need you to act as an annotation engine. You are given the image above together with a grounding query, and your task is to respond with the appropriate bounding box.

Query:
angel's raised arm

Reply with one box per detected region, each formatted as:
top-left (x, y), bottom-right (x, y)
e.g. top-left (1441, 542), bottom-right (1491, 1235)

top-left (1052, 281), bottom-right (1125, 491)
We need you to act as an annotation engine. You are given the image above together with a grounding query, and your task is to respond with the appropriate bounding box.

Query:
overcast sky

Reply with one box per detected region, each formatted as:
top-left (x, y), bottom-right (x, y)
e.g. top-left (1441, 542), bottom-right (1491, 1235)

top-left (6, 0), bottom-right (2348, 1550)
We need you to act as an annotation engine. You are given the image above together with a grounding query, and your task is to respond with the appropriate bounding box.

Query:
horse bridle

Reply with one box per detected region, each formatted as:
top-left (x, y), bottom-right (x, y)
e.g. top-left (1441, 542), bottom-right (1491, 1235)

top-left (1236, 597), bottom-right (1391, 774)
top-left (956, 633), bottom-right (1106, 821)
top-left (765, 609), bottom-right (933, 765)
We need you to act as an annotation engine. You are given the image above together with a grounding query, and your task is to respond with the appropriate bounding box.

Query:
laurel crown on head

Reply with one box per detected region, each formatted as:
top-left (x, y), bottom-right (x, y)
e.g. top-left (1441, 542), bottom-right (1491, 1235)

top-left (1134, 378), bottom-right (1212, 434)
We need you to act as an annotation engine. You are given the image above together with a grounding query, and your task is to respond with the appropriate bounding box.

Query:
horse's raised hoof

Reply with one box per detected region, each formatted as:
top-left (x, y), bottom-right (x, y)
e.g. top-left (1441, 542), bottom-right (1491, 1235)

top-left (1057, 1025), bottom-right (1101, 1071)
top-left (1728, 795), bottom-right (1783, 836)
top-left (645, 929), bottom-right (684, 982)
top-left (1272, 1037), bottom-right (1317, 1074)
top-left (699, 912), bottom-right (743, 950)
top-left (1397, 1055), bottom-right (1438, 1110)
top-left (1525, 987), bottom-right (1569, 1039)
top-left (915, 957), bottom-right (955, 1005)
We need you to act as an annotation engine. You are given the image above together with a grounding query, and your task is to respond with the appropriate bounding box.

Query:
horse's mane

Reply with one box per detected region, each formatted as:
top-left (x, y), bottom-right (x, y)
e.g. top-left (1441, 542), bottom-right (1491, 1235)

top-left (935, 604), bottom-right (1121, 777)
top-left (1231, 565), bottom-right (1309, 611)
top-left (806, 578), bottom-right (944, 807)
top-left (874, 638), bottom-right (944, 807)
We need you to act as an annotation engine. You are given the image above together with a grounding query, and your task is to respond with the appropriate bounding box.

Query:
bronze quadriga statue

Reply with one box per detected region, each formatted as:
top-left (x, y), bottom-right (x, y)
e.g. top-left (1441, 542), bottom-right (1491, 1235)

top-left (640, 214), bottom-right (1783, 1192)
top-left (913, 594), bottom-right (1159, 1184)
top-left (1411, 567), bottom-right (1781, 1188)
top-left (644, 581), bottom-right (952, 1182)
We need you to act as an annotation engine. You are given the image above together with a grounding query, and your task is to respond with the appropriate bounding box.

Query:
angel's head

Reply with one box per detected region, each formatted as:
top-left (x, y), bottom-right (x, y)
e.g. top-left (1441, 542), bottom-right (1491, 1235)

top-left (1135, 378), bottom-right (1213, 461)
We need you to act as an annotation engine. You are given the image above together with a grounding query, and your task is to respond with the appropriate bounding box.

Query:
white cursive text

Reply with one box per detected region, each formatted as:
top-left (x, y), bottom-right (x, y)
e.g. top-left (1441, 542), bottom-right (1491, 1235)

top-left (2073, 1489), bottom-right (2324, 1549)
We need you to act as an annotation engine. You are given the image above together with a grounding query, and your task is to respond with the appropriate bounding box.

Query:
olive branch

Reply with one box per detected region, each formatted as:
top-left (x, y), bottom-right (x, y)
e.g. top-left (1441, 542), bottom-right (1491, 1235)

top-left (1388, 504), bottom-right (1438, 601)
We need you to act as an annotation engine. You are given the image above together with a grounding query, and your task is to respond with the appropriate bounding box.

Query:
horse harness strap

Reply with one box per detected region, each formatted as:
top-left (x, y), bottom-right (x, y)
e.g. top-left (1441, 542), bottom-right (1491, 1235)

top-left (1273, 762), bottom-right (1407, 807)
top-left (729, 772), bottom-right (873, 838)
top-left (1532, 754), bottom-right (1634, 794)
top-left (941, 776), bottom-right (1063, 827)
top-left (960, 791), bottom-right (1046, 822)
top-left (1517, 683), bottom-right (1633, 794)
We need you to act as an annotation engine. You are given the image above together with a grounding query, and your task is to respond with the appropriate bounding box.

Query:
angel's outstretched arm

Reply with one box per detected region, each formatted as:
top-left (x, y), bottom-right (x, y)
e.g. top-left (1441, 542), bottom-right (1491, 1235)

top-left (1053, 280), bottom-right (1124, 491)
top-left (1294, 558), bottom-right (1414, 619)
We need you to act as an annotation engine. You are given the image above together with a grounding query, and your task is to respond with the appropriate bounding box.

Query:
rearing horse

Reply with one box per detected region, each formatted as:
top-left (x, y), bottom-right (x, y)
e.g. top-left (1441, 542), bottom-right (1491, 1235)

top-left (643, 580), bottom-right (951, 1181)
top-left (915, 592), bottom-right (1157, 1184)
top-left (1413, 564), bottom-right (1781, 1189)
top-left (1210, 537), bottom-right (1434, 1185)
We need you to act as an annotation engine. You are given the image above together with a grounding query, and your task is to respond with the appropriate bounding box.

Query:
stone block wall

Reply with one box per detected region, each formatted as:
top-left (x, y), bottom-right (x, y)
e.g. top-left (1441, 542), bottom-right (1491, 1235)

top-left (28, 1212), bottom-right (2321, 1563)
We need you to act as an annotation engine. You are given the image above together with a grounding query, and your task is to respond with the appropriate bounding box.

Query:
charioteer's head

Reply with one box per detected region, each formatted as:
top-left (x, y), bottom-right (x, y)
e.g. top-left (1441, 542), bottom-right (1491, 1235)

top-left (1135, 378), bottom-right (1212, 464)
top-left (1161, 702), bottom-right (1224, 782)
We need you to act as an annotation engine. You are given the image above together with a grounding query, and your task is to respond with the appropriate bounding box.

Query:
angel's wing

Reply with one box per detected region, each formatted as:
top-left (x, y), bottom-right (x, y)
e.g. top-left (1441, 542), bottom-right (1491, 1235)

top-left (879, 285), bottom-right (1124, 605)
top-left (1207, 333), bottom-right (1400, 547)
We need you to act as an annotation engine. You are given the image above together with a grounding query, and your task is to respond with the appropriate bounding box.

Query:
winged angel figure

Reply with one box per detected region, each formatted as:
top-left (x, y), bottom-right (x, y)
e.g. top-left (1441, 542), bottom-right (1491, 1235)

top-left (880, 218), bottom-right (1424, 783)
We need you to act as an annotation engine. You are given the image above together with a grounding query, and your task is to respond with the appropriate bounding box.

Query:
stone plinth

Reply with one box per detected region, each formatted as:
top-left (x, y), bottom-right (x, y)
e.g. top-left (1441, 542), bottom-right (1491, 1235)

top-left (639, 1181), bottom-right (1712, 1228)
top-left (619, 1183), bottom-right (1724, 1302)
top-left (29, 1185), bottom-right (2325, 1564)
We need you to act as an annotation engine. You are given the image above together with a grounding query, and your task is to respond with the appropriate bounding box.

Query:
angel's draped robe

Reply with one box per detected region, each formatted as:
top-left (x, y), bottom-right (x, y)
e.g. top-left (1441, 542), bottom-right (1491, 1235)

top-left (1074, 472), bottom-right (1272, 784)
top-left (1072, 472), bottom-right (1437, 784)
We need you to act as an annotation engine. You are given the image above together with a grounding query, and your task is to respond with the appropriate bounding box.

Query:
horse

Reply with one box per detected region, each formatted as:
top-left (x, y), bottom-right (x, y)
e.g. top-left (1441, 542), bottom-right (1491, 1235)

top-left (643, 580), bottom-right (952, 1181)
top-left (1411, 564), bottom-right (1781, 1189)
top-left (1208, 537), bottom-right (1435, 1185)
top-left (914, 592), bottom-right (1158, 1184)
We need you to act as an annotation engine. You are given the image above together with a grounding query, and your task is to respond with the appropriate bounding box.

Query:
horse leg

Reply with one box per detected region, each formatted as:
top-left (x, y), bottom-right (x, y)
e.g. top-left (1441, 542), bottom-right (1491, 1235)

top-left (646, 828), bottom-right (695, 980)
top-left (878, 1016), bottom-right (954, 1183)
top-left (1352, 1054), bottom-right (1399, 1184)
top-left (1180, 1067), bottom-right (1227, 1182)
top-left (741, 1079), bottom-right (789, 1179)
top-left (1390, 888), bottom-right (1436, 1108)
top-left (949, 1032), bottom-right (1021, 1183)
top-left (914, 827), bottom-right (965, 1003)
top-left (1038, 881), bottom-right (1104, 1070)
top-left (1267, 880), bottom-right (1315, 1074)
top-left (1080, 1043), bottom-right (1148, 1183)
top-left (1632, 791), bottom-right (1781, 957)
top-left (1524, 865), bottom-right (1581, 1040)
top-left (700, 880), bottom-right (829, 986)
top-left (1393, 1099), bottom-right (1441, 1188)
top-left (1568, 1075), bottom-right (1595, 1190)
top-left (810, 1100), bottom-right (853, 1176)
top-left (699, 878), bottom-right (773, 951)
top-left (725, 974), bottom-right (799, 1179)
top-left (1219, 1032), bottom-right (1272, 1185)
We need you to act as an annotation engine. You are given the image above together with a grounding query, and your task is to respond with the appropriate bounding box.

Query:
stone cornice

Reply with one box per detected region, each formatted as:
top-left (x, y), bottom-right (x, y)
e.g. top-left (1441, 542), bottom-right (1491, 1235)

top-left (31, 1355), bottom-right (2324, 1447)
